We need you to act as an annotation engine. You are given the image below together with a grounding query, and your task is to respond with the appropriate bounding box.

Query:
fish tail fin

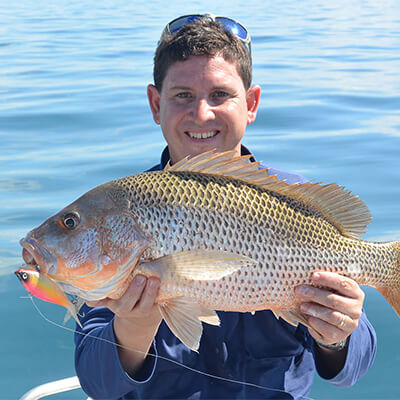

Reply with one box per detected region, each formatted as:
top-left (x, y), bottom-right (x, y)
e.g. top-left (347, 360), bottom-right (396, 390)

top-left (377, 287), bottom-right (400, 318)
top-left (63, 296), bottom-right (85, 328)
top-left (377, 242), bottom-right (400, 317)
top-left (158, 297), bottom-right (220, 352)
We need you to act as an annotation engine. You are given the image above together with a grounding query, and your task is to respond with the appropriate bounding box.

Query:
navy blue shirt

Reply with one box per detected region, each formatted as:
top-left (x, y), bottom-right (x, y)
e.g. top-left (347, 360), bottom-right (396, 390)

top-left (75, 146), bottom-right (376, 399)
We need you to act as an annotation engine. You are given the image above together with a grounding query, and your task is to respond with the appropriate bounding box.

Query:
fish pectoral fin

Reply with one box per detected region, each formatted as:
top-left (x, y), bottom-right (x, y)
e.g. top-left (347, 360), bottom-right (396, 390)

top-left (158, 297), bottom-right (219, 351)
top-left (142, 250), bottom-right (255, 281)
top-left (275, 309), bottom-right (311, 329)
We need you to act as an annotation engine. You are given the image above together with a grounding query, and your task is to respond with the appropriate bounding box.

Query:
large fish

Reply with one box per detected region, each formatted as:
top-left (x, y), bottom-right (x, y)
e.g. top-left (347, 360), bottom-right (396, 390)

top-left (17, 151), bottom-right (400, 350)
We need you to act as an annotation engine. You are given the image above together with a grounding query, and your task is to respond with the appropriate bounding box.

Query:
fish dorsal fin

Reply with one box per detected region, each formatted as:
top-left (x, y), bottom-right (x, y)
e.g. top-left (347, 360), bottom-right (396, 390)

top-left (165, 150), bottom-right (372, 239)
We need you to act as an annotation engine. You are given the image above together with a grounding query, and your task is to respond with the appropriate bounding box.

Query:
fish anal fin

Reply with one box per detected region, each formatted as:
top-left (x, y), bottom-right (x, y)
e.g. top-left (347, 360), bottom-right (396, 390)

top-left (271, 310), bottom-right (280, 320)
top-left (276, 309), bottom-right (312, 330)
top-left (158, 297), bottom-right (218, 351)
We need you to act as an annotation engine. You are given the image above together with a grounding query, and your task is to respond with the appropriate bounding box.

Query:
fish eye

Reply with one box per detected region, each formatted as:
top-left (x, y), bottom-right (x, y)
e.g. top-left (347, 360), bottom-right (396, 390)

top-left (62, 212), bottom-right (80, 230)
top-left (21, 272), bottom-right (29, 281)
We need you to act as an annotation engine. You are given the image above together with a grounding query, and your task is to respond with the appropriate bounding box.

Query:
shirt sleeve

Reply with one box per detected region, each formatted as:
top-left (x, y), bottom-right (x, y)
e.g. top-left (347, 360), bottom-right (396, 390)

top-left (74, 304), bottom-right (158, 398)
top-left (312, 311), bottom-right (377, 387)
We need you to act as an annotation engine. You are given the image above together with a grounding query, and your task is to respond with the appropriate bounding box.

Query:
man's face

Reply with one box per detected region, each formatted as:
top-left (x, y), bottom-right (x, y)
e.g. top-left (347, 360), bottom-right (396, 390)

top-left (147, 55), bottom-right (260, 164)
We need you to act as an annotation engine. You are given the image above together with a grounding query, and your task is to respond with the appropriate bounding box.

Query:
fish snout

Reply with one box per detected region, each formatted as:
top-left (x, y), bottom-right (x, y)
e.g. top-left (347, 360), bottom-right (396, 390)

top-left (20, 236), bottom-right (57, 274)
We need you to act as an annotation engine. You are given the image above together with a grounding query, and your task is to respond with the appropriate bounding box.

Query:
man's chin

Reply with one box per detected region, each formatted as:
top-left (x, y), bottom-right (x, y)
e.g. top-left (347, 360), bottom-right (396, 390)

top-left (181, 140), bottom-right (221, 158)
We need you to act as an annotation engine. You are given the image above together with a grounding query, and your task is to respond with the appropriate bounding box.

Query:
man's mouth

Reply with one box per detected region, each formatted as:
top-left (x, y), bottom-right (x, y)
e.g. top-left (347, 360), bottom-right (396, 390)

top-left (185, 131), bottom-right (219, 140)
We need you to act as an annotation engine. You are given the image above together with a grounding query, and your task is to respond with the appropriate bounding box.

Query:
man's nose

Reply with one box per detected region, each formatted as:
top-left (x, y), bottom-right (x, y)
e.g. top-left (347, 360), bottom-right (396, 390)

top-left (191, 98), bottom-right (215, 122)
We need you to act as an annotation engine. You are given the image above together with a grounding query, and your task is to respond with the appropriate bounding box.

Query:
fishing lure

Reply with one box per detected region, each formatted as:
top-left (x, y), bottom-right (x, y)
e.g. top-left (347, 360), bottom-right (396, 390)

top-left (15, 266), bottom-right (82, 327)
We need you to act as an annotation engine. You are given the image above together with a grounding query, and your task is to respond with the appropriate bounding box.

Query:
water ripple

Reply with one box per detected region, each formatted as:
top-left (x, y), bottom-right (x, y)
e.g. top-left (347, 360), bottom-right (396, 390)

top-left (0, 1), bottom-right (399, 398)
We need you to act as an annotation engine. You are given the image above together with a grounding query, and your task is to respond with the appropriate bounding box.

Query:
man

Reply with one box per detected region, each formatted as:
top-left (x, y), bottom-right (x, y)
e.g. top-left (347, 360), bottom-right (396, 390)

top-left (75, 15), bottom-right (376, 399)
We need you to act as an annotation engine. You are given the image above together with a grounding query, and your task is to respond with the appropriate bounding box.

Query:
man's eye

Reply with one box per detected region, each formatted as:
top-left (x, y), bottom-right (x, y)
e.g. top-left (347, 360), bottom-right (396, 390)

top-left (213, 91), bottom-right (228, 98)
top-left (177, 92), bottom-right (191, 99)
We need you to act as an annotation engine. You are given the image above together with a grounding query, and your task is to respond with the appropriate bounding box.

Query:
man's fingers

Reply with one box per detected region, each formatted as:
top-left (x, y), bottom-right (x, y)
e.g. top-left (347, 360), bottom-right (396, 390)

top-left (136, 277), bottom-right (161, 313)
top-left (312, 272), bottom-right (364, 300)
top-left (297, 286), bottom-right (362, 320)
top-left (300, 303), bottom-right (358, 333)
top-left (306, 318), bottom-right (345, 345)
top-left (111, 275), bottom-right (148, 315)
top-left (84, 274), bottom-right (161, 320)
top-left (296, 272), bottom-right (365, 320)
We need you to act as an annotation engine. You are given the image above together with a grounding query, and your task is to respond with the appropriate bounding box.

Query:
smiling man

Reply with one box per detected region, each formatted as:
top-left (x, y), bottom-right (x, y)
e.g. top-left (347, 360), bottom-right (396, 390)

top-left (75, 15), bottom-right (376, 399)
top-left (147, 53), bottom-right (260, 163)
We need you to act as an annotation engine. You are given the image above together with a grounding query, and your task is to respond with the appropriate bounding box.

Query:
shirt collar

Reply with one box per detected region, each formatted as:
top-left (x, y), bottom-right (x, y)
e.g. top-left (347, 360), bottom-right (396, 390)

top-left (159, 145), bottom-right (256, 169)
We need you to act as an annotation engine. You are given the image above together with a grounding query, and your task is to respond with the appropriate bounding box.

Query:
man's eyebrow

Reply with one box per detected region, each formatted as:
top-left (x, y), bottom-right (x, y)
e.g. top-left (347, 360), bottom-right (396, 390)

top-left (168, 85), bottom-right (192, 91)
top-left (168, 85), bottom-right (232, 91)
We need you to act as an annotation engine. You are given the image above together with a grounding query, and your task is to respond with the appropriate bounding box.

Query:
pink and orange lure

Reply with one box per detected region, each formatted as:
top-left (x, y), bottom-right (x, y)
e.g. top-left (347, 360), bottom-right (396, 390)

top-left (15, 266), bottom-right (82, 327)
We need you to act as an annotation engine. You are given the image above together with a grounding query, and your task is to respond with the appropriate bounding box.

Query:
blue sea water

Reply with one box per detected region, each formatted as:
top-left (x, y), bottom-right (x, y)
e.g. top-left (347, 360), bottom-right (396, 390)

top-left (1, 0), bottom-right (399, 398)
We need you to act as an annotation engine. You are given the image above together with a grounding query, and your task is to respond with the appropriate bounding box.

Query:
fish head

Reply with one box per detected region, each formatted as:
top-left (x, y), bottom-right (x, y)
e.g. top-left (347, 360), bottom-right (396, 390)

top-left (20, 183), bottom-right (149, 295)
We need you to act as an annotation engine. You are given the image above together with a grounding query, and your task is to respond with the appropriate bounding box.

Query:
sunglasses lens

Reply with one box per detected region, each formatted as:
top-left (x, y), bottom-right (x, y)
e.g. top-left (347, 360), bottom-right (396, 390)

top-left (164, 15), bottom-right (250, 53)
top-left (215, 17), bottom-right (248, 40)
top-left (168, 15), bottom-right (203, 33)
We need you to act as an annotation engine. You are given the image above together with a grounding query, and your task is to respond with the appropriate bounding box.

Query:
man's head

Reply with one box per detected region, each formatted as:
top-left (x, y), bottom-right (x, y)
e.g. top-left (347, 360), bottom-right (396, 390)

top-left (153, 15), bottom-right (252, 92)
top-left (147, 15), bottom-right (260, 164)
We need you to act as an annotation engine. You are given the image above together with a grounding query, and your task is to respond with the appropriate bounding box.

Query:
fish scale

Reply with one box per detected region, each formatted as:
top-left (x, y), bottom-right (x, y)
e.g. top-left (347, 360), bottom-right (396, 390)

top-left (115, 168), bottom-right (397, 311)
top-left (17, 150), bottom-right (400, 350)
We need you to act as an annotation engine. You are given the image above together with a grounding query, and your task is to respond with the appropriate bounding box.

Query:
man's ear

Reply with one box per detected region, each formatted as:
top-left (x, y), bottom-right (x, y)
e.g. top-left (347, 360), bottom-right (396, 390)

top-left (246, 85), bottom-right (261, 125)
top-left (147, 84), bottom-right (161, 125)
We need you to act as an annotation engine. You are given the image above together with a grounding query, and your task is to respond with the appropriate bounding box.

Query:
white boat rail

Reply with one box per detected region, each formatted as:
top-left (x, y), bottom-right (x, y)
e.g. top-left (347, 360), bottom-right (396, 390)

top-left (19, 376), bottom-right (90, 400)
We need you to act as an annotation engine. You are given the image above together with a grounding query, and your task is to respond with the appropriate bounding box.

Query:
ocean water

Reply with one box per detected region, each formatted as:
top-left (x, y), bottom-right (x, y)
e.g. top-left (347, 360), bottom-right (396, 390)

top-left (1, 0), bottom-right (399, 398)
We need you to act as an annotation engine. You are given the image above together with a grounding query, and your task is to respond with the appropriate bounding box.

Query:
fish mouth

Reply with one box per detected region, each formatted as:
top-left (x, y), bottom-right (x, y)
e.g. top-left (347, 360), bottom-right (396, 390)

top-left (20, 236), bottom-right (57, 274)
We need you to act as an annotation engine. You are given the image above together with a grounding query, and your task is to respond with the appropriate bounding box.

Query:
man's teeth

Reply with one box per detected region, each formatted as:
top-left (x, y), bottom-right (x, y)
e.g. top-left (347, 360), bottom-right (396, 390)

top-left (187, 131), bottom-right (218, 139)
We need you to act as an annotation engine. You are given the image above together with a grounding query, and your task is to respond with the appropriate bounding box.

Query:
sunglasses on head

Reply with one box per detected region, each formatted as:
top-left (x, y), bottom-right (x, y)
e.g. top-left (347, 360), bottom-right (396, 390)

top-left (162, 14), bottom-right (251, 54)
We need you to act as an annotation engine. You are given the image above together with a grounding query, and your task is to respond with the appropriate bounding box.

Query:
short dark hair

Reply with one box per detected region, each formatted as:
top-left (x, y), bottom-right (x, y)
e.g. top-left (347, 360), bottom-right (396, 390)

top-left (153, 18), bottom-right (252, 92)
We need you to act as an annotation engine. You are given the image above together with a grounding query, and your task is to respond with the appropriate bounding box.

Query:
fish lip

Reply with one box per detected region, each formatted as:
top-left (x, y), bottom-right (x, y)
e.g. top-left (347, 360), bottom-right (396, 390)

top-left (20, 236), bottom-right (57, 274)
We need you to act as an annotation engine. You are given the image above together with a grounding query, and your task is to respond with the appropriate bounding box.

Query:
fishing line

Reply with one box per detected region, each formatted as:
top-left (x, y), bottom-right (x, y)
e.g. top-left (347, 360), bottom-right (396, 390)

top-left (26, 296), bottom-right (315, 400)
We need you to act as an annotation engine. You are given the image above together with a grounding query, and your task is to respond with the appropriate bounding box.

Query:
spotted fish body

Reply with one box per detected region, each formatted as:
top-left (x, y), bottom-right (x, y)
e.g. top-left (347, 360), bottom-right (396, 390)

top-left (126, 164), bottom-right (399, 312)
top-left (18, 151), bottom-right (400, 350)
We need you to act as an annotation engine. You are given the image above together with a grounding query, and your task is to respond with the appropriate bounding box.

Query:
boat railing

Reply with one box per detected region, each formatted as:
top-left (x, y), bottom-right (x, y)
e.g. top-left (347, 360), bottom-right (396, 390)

top-left (19, 376), bottom-right (91, 400)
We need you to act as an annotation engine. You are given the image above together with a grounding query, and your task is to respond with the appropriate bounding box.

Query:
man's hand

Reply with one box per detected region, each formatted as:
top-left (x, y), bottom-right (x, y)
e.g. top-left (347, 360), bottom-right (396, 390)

top-left (295, 271), bottom-right (365, 346)
top-left (87, 274), bottom-right (162, 326)
top-left (87, 274), bottom-right (162, 377)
